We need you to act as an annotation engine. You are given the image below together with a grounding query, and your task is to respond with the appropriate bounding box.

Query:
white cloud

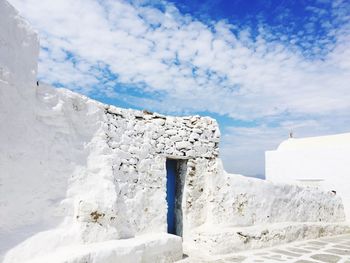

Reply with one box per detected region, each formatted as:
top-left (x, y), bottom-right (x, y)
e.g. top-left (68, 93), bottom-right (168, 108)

top-left (8, 0), bottom-right (350, 175)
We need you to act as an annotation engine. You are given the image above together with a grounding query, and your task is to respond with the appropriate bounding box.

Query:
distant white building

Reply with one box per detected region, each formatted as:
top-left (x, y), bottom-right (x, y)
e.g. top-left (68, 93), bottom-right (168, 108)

top-left (266, 132), bottom-right (350, 220)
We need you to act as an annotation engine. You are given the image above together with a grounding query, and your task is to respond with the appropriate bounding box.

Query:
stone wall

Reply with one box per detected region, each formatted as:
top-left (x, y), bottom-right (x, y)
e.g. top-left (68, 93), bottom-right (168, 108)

top-left (74, 105), bottom-right (220, 239)
top-left (105, 106), bottom-right (219, 159)
top-left (184, 160), bottom-right (348, 255)
top-left (208, 161), bottom-right (346, 226)
top-left (1, 0), bottom-right (349, 261)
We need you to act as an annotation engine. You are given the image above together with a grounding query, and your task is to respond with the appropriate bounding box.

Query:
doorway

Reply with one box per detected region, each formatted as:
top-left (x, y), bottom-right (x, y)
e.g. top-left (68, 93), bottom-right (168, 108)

top-left (166, 159), bottom-right (186, 236)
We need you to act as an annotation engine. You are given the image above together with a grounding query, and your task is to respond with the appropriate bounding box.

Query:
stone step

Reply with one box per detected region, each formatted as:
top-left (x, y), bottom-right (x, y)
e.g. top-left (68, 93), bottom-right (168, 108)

top-left (179, 233), bottom-right (350, 263)
top-left (184, 221), bottom-right (350, 257)
top-left (5, 233), bottom-right (182, 263)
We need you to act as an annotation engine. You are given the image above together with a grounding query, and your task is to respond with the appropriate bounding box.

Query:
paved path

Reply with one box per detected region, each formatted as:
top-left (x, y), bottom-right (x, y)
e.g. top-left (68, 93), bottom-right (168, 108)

top-left (182, 234), bottom-right (350, 263)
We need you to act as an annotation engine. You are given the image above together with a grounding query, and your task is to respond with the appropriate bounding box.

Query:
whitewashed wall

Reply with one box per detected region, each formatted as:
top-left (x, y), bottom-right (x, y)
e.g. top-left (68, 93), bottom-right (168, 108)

top-left (184, 160), bottom-right (348, 255)
top-left (209, 160), bottom-right (345, 226)
top-left (266, 137), bottom-right (350, 221)
top-left (0, 0), bottom-right (38, 84)
top-left (73, 105), bottom-right (220, 242)
top-left (1, 0), bottom-right (349, 261)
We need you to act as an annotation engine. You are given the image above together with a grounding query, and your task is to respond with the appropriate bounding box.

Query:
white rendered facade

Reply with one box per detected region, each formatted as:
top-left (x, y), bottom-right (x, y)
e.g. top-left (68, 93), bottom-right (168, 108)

top-left (266, 133), bottom-right (350, 221)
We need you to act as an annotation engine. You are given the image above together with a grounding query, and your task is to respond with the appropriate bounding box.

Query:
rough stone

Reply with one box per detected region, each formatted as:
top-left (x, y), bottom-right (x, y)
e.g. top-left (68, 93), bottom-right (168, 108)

top-left (1, 2), bottom-right (348, 262)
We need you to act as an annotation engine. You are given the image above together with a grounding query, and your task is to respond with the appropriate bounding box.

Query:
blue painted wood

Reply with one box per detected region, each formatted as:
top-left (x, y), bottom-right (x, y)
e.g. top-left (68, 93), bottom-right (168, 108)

top-left (166, 159), bottom-right (177, 234)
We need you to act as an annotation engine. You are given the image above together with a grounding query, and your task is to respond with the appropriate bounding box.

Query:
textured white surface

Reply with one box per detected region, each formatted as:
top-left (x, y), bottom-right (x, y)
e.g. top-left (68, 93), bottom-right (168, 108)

top-left (189, 222), bottom-right (350, 256)
top-left (182, 160), bottom-right (347, 255)
top-left (1, 0), bottom-right (349, 261)
top-left (208, 162), bottom-right (345, 226)
top-left (180, 234), bottom-right (350, 262)
top-left (4, 233), bottom-right (182, 263)
top-left (0, 0), bottom-right (38, 84)
top-left (266, 136), bottom-right (350, 221)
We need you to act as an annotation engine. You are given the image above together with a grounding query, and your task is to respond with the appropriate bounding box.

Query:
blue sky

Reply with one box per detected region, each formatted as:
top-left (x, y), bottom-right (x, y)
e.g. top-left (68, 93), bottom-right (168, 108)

top-left (10, 0), bottom-right (350, 177)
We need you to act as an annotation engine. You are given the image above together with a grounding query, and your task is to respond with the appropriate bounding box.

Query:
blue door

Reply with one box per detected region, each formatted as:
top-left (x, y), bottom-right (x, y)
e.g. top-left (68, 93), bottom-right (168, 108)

top-left (166, 159), bottom-right (176, 234)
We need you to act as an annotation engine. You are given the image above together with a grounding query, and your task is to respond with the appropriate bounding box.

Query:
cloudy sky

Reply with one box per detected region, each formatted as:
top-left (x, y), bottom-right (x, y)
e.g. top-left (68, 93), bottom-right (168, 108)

top-left (9, 0), bottom-right (350, 177)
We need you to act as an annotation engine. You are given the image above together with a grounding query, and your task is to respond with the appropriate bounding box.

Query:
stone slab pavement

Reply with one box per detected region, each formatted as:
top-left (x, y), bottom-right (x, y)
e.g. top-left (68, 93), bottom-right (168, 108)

top-left (181, 234), bottom-right (350, 263)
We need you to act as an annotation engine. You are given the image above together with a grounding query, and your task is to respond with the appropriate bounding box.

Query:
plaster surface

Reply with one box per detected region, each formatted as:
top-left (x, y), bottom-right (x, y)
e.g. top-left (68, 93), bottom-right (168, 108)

top-left (180, 233), bottom-right (350, 262)
top-left (4, 233), bottom-right (182, 263)
top-left (183, 161), bottom-right (348, 256)
top-left (1, 0), bottom-right (349, 262)
top-left (266, 136), bottom-right (350, 221)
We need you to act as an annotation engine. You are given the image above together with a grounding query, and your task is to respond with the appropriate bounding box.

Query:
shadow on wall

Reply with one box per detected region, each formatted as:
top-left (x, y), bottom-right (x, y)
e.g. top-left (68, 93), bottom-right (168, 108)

top-left (244, 174), bottom-right (266, 180)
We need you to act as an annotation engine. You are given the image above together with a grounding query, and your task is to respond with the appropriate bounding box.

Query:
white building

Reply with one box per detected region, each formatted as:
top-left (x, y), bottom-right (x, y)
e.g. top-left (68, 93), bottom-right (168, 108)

top-left (1, 0), bottom-right (350, 261)
top-left (266, 133), bottom-right (350, 221)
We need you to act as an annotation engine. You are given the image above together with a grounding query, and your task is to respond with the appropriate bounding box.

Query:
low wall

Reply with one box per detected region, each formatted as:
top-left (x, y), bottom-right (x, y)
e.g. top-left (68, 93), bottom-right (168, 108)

top-left (183, 160), bottom-right (348, 255)
top-left (1, 0), bottom-right (349, 261)
top-left (207, 161), bottom-right (346, 226)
